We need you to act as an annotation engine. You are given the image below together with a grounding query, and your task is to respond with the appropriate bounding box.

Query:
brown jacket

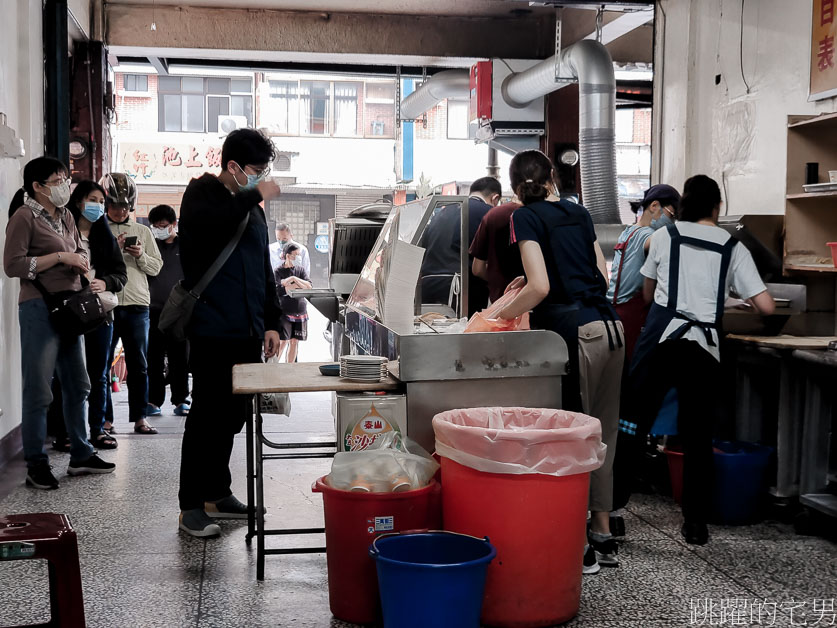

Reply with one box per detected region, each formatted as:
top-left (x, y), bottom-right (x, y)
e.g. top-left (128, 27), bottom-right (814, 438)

top-left (4, 196), bottom-right (88, 303)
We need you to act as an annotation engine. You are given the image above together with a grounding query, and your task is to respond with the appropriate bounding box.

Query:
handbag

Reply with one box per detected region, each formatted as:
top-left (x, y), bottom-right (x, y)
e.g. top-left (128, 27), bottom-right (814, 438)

top-left (258, 356), bottom-right (292, 416)
top-left (34, 279), bottom-right (107, 337)
top-left (158, 213), bottom-right (250, 341)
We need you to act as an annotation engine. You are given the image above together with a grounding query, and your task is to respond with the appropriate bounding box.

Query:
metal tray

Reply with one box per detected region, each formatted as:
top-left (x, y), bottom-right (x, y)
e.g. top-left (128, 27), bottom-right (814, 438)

top-left (802, 182), bottom-right (837, 193)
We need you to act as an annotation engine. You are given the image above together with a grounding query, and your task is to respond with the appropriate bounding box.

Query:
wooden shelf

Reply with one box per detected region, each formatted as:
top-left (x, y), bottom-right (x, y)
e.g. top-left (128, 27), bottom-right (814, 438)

top-left (784, 263), bottom-right (837, 273)
top-left (788, 112), bottom-right (837, 129)
top-left (787, 191), bottom-right (837, 200)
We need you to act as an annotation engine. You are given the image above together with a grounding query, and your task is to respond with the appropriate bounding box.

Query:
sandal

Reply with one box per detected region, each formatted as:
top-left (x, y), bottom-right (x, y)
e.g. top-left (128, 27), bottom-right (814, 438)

top-left (133, 423), bottom-right (158, 435)
top-left (103, 422), bottom-right (116, 434)
top-left (90, 432), bottom-right (118, 450)
top-left (51, 436), bottom-right (71, 453)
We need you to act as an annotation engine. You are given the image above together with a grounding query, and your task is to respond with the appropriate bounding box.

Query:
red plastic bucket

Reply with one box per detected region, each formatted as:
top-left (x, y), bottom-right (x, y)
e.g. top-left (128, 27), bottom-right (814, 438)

top-left (664, 447), bottom-right (684, 505)
top-left (312, 476), bottom-right (441, 624)
top-left (440, 457), bottom-right (590, 627)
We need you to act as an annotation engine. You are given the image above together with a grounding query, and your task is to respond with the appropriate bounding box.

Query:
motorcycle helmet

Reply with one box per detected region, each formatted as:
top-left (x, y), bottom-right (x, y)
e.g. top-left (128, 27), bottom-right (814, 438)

top-left (99, 172), bottom-right (137, 210)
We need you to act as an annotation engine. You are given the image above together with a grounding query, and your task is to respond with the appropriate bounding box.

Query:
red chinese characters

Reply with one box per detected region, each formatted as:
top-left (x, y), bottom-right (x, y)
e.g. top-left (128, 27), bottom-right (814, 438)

top-left (205, 147), bottom-right (222, 168)
top-left (131, 150), bottom-right (150, 177)
top-left (162, 146), bottom-right (182, 167)
top-left (823, 0), bottom-right (834, 26)
top-left (185, 146), bottom-right (203, 168)
top-left (819, 35), bottom-right (835, 72)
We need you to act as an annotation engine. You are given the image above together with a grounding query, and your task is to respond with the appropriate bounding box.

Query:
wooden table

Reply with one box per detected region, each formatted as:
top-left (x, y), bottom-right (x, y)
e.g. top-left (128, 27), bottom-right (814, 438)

top-left (726, 334), bottom-right (837, 350)
top-left (232, 361), bottom-right (400, 394)
top-left (231, 361), bottom-right (402, 580)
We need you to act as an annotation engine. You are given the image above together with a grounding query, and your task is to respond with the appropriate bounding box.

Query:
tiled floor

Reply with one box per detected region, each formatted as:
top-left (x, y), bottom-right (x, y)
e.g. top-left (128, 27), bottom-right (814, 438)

top-left (0, 316), bottom-right (834, 627)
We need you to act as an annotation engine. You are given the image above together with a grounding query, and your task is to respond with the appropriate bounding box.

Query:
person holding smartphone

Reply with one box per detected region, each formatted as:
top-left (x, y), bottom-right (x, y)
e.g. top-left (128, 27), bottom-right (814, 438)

top-left (101, 172), bottom-right (164, 435)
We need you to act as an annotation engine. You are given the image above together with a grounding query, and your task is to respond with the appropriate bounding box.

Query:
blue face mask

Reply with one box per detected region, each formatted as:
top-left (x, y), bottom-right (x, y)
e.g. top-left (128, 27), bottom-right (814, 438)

top-left (651, 212), bottom-right (673, 230)
top-left (83, 202), bottom-right (105, 222)
top-left (235, 163), bottom-right (266, 191)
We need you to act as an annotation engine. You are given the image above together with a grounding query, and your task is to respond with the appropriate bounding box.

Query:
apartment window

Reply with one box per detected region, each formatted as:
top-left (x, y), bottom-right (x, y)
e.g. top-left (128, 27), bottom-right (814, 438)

top-left (268, 81), bottom-right (300, 135)
top-left (301, 81), bottom-right (330, 135)
top-left (364, 81), bottom-right (396, 138)
top-left (159, 76), bottom-right (253, 133)
top-left (334, 82), bottom-right (360, 136)
top-left (124, 74), bottom-right (148, 92)
top-left (447, 100), bottom-right (470, 140)
top-left (264, 77), bottom-right (393, 138)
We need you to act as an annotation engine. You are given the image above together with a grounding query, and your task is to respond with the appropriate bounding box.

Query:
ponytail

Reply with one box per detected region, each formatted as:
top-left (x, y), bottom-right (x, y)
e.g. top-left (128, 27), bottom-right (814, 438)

top-left (509, 150), bottom-right (557, 205)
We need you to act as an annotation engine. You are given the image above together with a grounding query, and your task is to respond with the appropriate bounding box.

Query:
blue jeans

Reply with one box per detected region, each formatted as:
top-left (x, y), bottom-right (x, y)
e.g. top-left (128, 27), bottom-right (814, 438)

top-left (106, 305), bottom-right (150, 423)
top-left (85, 320), bottom-right (113, 435)
top-left (19, 298), bottom-right (95, 467)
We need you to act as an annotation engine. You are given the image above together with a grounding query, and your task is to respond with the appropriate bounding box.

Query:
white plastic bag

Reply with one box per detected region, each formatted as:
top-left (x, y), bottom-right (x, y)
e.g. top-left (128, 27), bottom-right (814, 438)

top-left (258, 356), bottom-right (292, 416)
top-left (433, 407), bottom-right (606, 476)
top-left (326, 431), bottom-right (439, 493)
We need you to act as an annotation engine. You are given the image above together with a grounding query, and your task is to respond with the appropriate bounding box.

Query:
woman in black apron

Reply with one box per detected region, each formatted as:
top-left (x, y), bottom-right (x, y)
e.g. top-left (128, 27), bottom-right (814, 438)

top-left (613, 175), bottom-right (774, 545)
top-left (497, 150), bottom-right (625, 574)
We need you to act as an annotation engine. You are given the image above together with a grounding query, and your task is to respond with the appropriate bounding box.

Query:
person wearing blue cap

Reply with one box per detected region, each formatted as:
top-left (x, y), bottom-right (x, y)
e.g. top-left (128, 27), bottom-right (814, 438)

top-left (607, 184), bottom-right (681, 361)
top-left (606, 184), bottom-right (680, 541)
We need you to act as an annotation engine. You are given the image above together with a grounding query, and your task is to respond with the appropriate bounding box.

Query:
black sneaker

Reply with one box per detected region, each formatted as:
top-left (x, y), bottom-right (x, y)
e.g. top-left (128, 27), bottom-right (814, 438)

top-left (205, 494), bottom-right (250, 519)
top-left (179, 509), bottom-right (221, 538)
top-left (582, 544), bottom-right (600, 575)
top-left (26, 464), bottom-right (59, 490)
top-left (681, 521), bottom-right (709, 545)
top-left (589, 533), bottom-right (619, 567)
top-left (68, 454), bottom-right (116, 476)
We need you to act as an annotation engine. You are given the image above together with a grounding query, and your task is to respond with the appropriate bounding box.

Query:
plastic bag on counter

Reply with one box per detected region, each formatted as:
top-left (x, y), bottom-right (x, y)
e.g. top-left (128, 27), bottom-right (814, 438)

top-left (326, 431), bottom-right (440, 493)
top-left (464, 288), bottom-right (530, 333)
top-left (433, 407), bottom-right (606, 477)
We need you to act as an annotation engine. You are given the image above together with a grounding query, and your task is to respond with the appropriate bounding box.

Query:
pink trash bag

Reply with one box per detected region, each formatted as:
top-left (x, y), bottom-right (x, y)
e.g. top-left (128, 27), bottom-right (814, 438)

top-left (432, 407), bottom-right (606, 476)
top-left (464, 288), bottom-right (530, 333)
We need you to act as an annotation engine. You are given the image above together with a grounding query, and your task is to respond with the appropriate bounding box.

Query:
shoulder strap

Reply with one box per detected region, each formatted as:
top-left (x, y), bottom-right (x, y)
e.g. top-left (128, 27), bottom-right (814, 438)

top-left (714, 238), bottom-right (737, 322)
top-left (190, 212), bottom-right (250, 298)
top-left (612, 226), bottom-right (643, 304)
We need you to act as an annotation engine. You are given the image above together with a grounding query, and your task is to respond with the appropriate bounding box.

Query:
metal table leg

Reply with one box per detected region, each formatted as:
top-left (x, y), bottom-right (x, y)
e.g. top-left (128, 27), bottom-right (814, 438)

top-left (774, 356), bottom-right (804, 498)
top-left (256, 407), bottom-right (266, 581)
top-left (245, 399), bottom-right (255, 544)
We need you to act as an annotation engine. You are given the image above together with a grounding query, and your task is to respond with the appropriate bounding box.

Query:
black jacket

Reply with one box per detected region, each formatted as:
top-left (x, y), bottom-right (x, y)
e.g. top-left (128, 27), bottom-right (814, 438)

top-left (179, 174), bottom-right (280, 339)
top-left (73, 214), bottom-right (128, 294)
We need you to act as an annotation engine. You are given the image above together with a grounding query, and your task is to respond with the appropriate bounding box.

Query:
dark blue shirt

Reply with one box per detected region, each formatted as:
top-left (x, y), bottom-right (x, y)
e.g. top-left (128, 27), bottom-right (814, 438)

top-left (511, 199), bottom-right (612, 325)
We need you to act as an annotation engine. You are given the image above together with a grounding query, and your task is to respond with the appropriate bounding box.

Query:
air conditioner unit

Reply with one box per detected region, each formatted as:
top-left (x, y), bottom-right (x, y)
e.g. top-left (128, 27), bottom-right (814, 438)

top-left (218, 115), bottom-right (248, 135)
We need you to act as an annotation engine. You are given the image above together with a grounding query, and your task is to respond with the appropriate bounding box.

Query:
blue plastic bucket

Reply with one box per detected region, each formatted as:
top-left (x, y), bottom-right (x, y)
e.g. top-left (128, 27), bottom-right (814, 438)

top-left (369, 531), bottom-right (496, 628)
top-left (711, 440), bottom-right (774, 525)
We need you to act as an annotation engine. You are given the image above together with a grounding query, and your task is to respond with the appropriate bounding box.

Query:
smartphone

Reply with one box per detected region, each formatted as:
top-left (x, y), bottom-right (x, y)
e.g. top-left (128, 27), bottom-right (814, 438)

top-left (124, 235), bottom-right (138, 247)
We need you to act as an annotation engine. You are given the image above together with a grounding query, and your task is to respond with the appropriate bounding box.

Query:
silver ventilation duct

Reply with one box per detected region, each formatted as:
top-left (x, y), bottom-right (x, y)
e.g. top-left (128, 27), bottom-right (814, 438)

top-left (399, 70), bottom-right (470, 121)
top-left (504, 39), bottom-right (618, 223)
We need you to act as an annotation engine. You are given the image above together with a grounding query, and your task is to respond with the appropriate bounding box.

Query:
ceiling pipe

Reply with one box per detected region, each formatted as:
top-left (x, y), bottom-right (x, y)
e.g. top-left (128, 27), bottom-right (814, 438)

top-left (504, 39), bottom-right (619, 223)
top-left (399, 70), bottom-right (470, 121)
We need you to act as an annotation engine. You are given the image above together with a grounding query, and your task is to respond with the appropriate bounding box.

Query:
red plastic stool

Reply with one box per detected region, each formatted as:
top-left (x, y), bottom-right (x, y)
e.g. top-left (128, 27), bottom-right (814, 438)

top-left (0, 513), bottom-right (86, 628)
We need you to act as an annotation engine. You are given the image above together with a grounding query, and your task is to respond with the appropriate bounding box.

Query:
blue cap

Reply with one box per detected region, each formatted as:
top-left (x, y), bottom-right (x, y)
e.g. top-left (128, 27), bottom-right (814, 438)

top-left (640, 184), bottom-right (681, 210)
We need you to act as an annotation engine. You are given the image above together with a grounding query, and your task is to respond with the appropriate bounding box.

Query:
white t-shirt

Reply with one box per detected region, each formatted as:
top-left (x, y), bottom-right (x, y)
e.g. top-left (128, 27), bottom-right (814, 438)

top-left (640, 222), bottom-right (766, 361)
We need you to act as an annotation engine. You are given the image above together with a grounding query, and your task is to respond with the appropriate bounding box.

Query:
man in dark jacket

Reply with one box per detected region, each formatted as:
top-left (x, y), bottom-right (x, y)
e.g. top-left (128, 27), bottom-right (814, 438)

top-left (176, 129), bottom-right (282, 538)
top-left (147, 204), bottom-right (190, 417)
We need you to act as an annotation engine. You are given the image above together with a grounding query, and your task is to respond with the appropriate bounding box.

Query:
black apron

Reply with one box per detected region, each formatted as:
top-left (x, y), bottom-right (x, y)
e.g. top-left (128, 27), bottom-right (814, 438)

top-left (623, 224), bottom-right (736, 436)
top-left (524, 201), bottom-right (622, 412)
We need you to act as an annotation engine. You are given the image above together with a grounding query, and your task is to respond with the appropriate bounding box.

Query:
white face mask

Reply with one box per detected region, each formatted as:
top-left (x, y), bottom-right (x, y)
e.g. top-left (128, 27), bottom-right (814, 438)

top-left (151, 226), bottom-right (172, 240)
top-left (43, 179), bottom-right (71, 207)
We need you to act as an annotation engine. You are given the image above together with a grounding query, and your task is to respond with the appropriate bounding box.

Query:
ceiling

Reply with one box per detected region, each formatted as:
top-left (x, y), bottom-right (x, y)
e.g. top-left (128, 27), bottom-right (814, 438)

top-left (104, 0), bottom-right (557, 17)
top-left (104, 0), bottom-right (652, 18)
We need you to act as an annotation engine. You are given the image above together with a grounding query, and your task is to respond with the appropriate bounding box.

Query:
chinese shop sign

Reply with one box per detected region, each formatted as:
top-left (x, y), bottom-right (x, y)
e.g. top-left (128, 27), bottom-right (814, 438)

top-left (811, 0), bottom-right (837, 99)
top-left (117, 142), bottom-right (223, 184)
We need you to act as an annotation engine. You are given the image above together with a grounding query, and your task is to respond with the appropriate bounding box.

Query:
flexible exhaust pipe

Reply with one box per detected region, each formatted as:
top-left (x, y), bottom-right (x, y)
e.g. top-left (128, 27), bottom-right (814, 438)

top-left (504, 40), bottom-right (619, 224)
top-left (399, 70), bottom-right (470, 121)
